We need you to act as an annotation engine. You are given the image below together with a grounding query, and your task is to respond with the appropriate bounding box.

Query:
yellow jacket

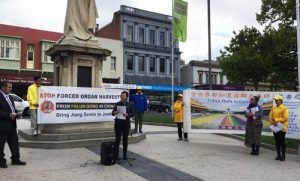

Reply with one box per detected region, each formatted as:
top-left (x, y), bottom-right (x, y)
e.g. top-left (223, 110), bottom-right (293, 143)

top-left (27, 83), bottom-right (38, 110)
top-left (174, 100), bottom-right (183, 123)
top-left (269, 104), bottom-right (289, 132)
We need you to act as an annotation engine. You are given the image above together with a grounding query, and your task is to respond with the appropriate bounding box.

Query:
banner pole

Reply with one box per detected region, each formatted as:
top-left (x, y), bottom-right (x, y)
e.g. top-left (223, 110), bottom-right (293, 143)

top-left (296, 0), bottom-right (300, 161)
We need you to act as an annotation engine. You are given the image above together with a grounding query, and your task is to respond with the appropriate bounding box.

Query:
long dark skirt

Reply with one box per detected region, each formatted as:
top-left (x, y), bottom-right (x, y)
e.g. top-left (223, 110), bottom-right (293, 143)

top-left (245, 120), bottom-right (262, 146)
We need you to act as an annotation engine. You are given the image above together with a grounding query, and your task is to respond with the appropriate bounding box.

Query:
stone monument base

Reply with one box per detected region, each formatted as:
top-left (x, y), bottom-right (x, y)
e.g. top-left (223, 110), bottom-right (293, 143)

top-left (42, 121), bottom-right (114, 134)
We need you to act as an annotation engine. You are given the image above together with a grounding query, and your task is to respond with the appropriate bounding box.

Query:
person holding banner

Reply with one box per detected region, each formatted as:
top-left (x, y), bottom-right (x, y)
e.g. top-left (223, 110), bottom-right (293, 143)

top-left (27, 77), bottom-right (42, 136)
top-left (244, 96), bottom-right (263, 156)
top-left (112, 91), bottom-right (133, 160)
top-left (174, 94), bottom-right (188, 141)
top-left (269, 95), bottom-right (289, 161)
top-left (0, 81), bottom-right (26, 168)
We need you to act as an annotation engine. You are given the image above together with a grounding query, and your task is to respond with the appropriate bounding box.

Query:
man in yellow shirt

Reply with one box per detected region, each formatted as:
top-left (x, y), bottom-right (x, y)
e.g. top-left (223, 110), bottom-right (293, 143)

top-left (174, 94), bottom-right (188, 141)
top-left (269, 95), bottom-right (289, 161)
top-left (27, 77), bottom-right (42, 136)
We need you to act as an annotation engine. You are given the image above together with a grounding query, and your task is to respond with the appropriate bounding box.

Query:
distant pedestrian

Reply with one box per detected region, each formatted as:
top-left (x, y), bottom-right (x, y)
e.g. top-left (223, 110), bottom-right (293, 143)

top-left (27, 77), bottom-right (42, 136)
top-left (130, 86), bottom-right (147, 134)
top-left (269, 95), bottom-right (289, 161)
top-left (244, 96), bottom-right (263, 155)
top-left (112, 91), bottom-right (133, 160)
top-left (174, 94), bottom-right (188, 141)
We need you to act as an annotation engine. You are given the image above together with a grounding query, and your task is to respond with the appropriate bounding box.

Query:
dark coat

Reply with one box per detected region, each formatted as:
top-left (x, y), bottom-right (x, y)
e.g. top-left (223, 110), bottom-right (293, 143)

top-left (0, 93), bottom-right (17, 131)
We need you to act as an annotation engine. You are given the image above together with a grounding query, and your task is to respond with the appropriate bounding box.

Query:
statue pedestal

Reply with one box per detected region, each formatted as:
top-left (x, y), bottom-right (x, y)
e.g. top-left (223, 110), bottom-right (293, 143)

top-left (47, 39), bottom-right (111, 87)
top-left (42, 122), bottom-right (114, 134)
top-left (43, 39), bottom-right (113, 135)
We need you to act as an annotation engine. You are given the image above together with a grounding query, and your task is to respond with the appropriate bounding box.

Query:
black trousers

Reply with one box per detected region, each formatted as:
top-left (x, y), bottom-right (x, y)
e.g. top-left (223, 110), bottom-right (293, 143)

top-left (114, 119), bottom-right (130, 158)
top-left (273, 131), bottom-right (286, 157)
top-left (134, 112), bottom-right (144, 132)
top-left (177, 123), bottom-right (188, 139)
top-left (0, 126), bottom-right (20, 163)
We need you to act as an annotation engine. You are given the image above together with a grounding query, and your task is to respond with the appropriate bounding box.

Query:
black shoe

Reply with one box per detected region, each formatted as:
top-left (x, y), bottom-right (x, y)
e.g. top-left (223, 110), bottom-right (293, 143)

top-left (280, 155), bottom-right (285, 161)
top-left (115, 157), bottom-right (120, 161)
top-left (139, 131), bottom-right (143, 134)
top-left (275, 156), bottom-right (281, 160)
top-left (123, 156), bottom-right (127, 160)
top-left (11, 159), bottom-right (26, 165)
top-left (178, 138), bottom-right (183, 141)
top-left (0, 162), bottom-right (7, 168)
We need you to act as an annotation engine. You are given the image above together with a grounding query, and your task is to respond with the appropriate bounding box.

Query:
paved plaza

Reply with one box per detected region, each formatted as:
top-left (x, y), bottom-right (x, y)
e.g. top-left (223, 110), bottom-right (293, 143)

top-left (0, 118), bottom-right (299, 181)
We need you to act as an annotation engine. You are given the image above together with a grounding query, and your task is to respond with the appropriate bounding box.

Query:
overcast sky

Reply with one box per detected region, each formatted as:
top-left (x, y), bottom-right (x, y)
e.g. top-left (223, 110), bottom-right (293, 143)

top-left (0, 0), bottom-right (262, 62)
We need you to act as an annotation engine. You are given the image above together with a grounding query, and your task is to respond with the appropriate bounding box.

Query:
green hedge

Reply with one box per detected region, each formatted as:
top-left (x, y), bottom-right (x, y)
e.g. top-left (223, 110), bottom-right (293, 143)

top-left (143, 114), bottom-right (174, 124)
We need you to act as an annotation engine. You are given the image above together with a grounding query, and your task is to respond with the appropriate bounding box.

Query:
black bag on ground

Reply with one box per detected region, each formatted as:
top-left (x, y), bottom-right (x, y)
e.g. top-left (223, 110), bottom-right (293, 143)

top-left (101, 142), bottom-right (116, 165)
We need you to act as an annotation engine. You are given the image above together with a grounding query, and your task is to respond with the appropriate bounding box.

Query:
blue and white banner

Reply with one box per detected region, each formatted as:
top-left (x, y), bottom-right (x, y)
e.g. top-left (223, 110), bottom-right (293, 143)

top-left (183, 90), bottom-right (300, 139)
top-left (37, 86), bottom-right (123, 124)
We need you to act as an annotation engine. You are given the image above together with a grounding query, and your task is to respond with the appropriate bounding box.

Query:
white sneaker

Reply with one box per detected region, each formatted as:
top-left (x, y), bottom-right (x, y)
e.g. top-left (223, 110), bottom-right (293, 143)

top-left (32, 130), bottom-right (38, 136)
top-left (37, 130), bottom-right (42, 135)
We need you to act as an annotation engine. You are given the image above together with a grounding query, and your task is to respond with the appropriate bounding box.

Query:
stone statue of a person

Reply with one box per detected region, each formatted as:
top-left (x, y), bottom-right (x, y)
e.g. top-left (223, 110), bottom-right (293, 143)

top-left (64, 0), bottom-right (99, 41)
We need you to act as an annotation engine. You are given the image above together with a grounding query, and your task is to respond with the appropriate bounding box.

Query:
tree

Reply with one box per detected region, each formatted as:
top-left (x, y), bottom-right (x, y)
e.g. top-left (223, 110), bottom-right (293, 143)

top-left (219, 27), bottom-right (272, 89)
top-left (220, 0), bottom-right (298, 90)
top-left (257, 0), bottom-right (297, 90)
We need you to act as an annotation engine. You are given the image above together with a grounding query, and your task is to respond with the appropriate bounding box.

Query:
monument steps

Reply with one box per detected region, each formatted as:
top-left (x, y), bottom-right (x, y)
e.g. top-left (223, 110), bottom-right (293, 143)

top-left (18, 129), bottom-right (145, 149)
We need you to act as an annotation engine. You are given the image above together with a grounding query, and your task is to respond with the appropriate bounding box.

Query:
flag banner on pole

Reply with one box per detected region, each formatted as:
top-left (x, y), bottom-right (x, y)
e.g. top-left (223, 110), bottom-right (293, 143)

top-left (173, 0), bottom-right (188, 42)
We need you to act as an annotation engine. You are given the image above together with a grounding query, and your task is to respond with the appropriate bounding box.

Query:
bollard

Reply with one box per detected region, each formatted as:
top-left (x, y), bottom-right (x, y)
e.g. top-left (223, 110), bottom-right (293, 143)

top-left (298, 144), bottom-right (300, 161)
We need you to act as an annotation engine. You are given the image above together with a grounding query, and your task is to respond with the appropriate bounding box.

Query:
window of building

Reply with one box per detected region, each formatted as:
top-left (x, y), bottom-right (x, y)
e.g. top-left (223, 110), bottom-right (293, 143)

top-left (213, 73), bottom-right (218, 84)
top-left (159, 31), bottom-right (165, 46)
top-left (0, 38), bottom-right (21, 60)
top-left (111, 56), bottom-right (116, 71)
top-left (41, 42), bottom-right (54, 63)
top-left (138, 56), bottom-right (145, 72)
top-left (160, 58), bottom-right (165, 73)
top-left (220, 73), bottom-right (224, 84)
top-left (149, 30), bottom-right (155, 45)
top-left (27, 44), bottom-right (35, 61)
top-left (149, 57), bottom-right (156, 72)
top-left (169, 32), bottom-right (172, 47)
top-left (169, 60), bottom-right (172, 74)
top-left (139, 28), bottom-right (144, 44)
top-left (126, 26), bottom-right (133, 42)
top-left (127, 55), bottom-right (133, 71)
top-left (198, 71), bottom-right (203, 84)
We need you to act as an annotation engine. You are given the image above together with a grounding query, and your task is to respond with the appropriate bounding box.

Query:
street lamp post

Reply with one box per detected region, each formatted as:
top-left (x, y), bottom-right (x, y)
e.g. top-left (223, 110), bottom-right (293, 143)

top-left (208, 0), bottom-right (212, 90)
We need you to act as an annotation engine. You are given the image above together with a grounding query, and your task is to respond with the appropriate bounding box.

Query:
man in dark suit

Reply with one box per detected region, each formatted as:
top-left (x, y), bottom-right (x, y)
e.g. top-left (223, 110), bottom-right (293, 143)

top-left (0, 81), bottom-right (26, 168)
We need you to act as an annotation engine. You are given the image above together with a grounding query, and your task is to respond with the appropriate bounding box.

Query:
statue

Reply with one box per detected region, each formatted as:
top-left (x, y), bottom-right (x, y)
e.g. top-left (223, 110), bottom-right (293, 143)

top-left (63, 0), bottom-right (99, 41)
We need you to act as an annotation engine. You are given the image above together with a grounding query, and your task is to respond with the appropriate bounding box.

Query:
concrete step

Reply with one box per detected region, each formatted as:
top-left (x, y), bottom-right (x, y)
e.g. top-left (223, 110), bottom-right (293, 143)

top-left (18, 129), bottom-right (116, 141)
top-left (18, 134), bottom-right (146, 149)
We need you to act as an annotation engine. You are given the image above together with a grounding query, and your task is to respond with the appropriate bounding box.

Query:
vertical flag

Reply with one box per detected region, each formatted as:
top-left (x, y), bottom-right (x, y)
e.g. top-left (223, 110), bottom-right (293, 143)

top-left (173, 0), bottom-right (188, 42)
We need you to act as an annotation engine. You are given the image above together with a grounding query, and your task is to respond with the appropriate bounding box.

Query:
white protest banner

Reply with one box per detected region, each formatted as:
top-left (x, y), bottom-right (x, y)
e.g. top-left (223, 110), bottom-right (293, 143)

top-left (37, 86), bottom-right (124, 124)
top-left (183, 90), bottom-right (300, 139)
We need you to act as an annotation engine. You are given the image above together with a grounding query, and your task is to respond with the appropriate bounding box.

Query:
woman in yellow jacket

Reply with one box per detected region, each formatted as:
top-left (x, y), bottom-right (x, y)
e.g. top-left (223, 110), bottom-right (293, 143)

top-left (174, 94), bottom-right (188, 141)
top-left (269, 95), bottom-right (289, 161)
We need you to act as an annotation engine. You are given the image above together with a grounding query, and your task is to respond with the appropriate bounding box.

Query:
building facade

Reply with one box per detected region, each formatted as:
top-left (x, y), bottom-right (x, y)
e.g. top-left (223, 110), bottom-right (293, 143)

top-left (0, 24), bottom-right (62, 98)
top-left (97, 5), bottom-right (181, 86)
top-left (0, 24), bottom-right (123, 98)
top-left (181, 60), bottom-right (228, 87)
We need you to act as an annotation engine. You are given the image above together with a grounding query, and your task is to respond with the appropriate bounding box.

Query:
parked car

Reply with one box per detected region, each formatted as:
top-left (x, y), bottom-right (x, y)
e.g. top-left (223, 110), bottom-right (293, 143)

top-left (10, 93), bottom-right (30, 116)
top-left (149, 101), bottom-right (171, 113)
